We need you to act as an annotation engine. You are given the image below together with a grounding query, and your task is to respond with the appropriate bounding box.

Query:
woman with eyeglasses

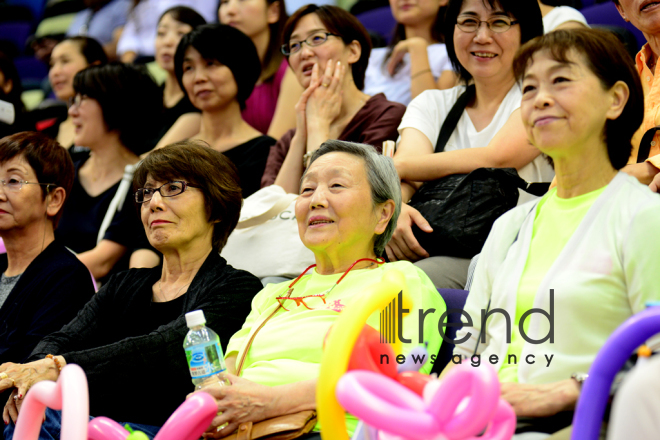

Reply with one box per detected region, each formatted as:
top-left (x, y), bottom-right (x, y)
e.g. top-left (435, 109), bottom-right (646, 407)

top-left (56, 62), bottom-right (162, 281)
top-left (189, 140), bottom-right (445, 439)
top-left (261, 5), bottom-right (406, 192)
top-left (387, 0), bottom-right (555, 290)
top-left (174, 24), bottom-right (275, 198)
top-left (0, 132), bottom-right (94, 369)
top-left (0, 141), bottom-right (262, 437)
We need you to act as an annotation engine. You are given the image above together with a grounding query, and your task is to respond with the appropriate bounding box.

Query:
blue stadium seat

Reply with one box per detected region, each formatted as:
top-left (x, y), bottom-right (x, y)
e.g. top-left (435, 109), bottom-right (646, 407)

top-left (431, 288), bottom-right (469, 375)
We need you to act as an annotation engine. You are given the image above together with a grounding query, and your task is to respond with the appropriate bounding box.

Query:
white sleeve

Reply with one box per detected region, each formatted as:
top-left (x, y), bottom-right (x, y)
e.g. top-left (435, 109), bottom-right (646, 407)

top-left (397, 90), bottom-right (449, 146)
top-left (116, 13), bottom-right (138, 55)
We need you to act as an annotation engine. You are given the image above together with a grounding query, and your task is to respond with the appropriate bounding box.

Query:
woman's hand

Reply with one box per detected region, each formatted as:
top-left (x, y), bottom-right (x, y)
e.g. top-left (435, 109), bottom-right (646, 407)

top-left (387, 37), bottom-right (429, 76)
top-left (305, 60), bottom-right (345, 137)
top-left (191, 374), bottom-right (277, 438)
top-left (0, 359), bottom-right (61, 423)
top-left (385, 203), bottom-right (433, 262)
top-left (292, 64), bottom-right (321, 146)
top-left (499, 380), bottom-right (580, 418)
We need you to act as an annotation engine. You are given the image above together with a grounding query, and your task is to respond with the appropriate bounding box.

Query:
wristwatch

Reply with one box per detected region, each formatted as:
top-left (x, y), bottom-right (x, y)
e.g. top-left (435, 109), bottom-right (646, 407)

top-left (571, 372), bottom-right (589, 389)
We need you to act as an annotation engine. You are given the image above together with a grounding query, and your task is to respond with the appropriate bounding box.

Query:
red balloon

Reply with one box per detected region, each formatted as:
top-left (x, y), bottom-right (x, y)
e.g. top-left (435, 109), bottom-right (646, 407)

top-left (347, 325), bottom-right (397, 378)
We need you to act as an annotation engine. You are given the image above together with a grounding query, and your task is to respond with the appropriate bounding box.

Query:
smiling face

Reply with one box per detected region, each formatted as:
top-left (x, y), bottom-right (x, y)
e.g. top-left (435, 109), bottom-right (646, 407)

top-left (67, 95), bottom-right (109, 148)
top-left (453, 0), bottom-right (521, 83)
top-left (616, 0), bottom-right (660, 37)
top-left (390, 0), bottom-right (445, 29)
top-left (140, 176), bottom-right (214, 252)
top-left (0, 156), bottom-right (50, 232)
top-left (296, 152), bottom-right (391, 262)
top-left (287, 13), bottom-right (360, 89)
top-left (218, 0), bottom-right (278, 40)
top-left (155, 13), bottom-right (193, 73)
top-left (49, 41), bottom-right (89, 101)
top-left (181, 46), bottom-right (239, 111)
top-left (520, 49), bottom-right (625, 158)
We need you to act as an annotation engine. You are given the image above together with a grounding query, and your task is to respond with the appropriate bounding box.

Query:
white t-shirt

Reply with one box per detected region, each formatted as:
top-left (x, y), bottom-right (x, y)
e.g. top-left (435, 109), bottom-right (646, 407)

top-left (398, 85), bottom-right (555, 204)
top-left (543, 6), bottom-right (588, 33)
top-left (363, 44), bottom-right (452, 105)
top-left (116, 0), bottom-right (217, 57)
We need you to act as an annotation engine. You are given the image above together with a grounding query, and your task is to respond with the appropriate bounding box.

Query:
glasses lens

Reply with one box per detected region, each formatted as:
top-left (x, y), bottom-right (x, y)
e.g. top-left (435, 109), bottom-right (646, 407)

top-left (301, 295), bottom-right (326, 310)
top-left (489, 19), bottom-right (510, 32)
top-left (457, 18), bottom-right (478, 32)
top-left (5, 179), bottom-right (21, 191)
top-left (162, 182), bottom-right (184, 197)
top-left (309, 33), bottom-right (328, 47)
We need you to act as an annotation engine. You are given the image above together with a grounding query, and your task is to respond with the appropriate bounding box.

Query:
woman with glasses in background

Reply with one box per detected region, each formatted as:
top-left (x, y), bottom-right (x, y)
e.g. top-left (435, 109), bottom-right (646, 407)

top-left (1, 141), bottom-right (262, 438)
top-left (387, 0), bottom-right (555, 290)
top-left (191, 140), bottom-right (445, 439)
top-left (261, 5), bottom-right (406, 192)
top-left (56, 63), bottom-right (161, 281)
top-left (0, 132), bottom-right (94, 369)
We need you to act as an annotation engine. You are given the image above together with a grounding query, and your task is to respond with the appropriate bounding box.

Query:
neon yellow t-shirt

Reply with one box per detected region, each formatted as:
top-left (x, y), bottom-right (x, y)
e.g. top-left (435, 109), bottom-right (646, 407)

top-left (498, 186), bottom-right (606, 382)
top-left (226, 261), bottom-right (446, 435)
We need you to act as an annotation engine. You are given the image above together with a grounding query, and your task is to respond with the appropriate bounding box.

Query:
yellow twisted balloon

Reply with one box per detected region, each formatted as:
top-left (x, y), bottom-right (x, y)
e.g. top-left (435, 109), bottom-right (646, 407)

top-left (317, 268), bottom-right (413, 440)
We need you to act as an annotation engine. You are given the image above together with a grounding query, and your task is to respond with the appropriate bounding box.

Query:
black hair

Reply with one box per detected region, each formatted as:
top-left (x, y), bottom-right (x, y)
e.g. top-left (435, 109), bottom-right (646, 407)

top-left (73, 62), bottom-right (162, 155)
top-left (158, 6), bottom-right (206, 29)
top-left (0, 52), bottom-right (23, 113)
top-left (174, 24), bottom-right (261, 110)
top-left (59, 36), bottom-right (108, 66)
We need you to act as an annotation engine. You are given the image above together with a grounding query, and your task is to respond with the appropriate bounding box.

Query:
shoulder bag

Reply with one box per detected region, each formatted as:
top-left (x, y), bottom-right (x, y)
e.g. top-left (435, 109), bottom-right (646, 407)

top-left (408, 85), bottom-right (549, 259)
top-left (225, 293), bottom-right (317, 440)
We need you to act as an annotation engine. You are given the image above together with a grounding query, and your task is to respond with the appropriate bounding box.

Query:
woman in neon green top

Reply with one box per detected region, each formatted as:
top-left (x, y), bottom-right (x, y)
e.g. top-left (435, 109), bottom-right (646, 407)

top-left (450, 29), bottom-right (660, 435)
top-left (193, 140), bottom-right (445, 438)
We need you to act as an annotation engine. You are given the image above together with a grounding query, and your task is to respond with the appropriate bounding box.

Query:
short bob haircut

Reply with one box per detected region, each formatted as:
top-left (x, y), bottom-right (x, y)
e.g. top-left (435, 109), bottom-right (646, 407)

top-left (174, 24), bottom-right (261, 110)
top-left (513, 29), bottom-right (643, 170)
top-left (444, 0), bottom-right (543, 84)
top-left (133, 140), bottom-right (242, 252)
top-left (73, 63), bottom-right (161, 155)
top-left (58, 36), bottom-right (108, 66)
top-left (302, 140), bottom-right (401, 257)
top-left (282, 5), bottom-right (372, 91)
top-left (0, 132), bottom-right (74, 226)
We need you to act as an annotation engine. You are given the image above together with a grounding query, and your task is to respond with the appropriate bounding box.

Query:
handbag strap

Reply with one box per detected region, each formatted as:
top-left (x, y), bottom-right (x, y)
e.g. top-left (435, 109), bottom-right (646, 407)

top-left (235, 193), bottom-right (298, 230)
top-left (637, 126), bottom-right (659, 163)
top-left (435, 84), bottom-right (476, 153)
top-left (235, 291), bottom-right (292, 375)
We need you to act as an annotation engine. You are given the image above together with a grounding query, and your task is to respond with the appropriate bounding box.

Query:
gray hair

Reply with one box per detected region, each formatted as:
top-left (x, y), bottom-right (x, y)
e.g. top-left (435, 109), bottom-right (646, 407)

top-left (301, 140), bottom-right (401, 257)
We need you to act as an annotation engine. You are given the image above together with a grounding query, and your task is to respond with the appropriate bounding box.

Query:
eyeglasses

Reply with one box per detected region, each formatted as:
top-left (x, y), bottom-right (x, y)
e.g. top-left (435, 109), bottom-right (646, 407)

top-left (134, 181), bottom-right (200, 204)
top-left (275, 293), bottom-right (327, 311)
top-left (281, 31), bottom-right (340, 56)
top-left (456, 16), bottom-right (519, 33)
top-left (67, 94), bottom-right (89, 109)
top-left (0, 179), bottom-right (55, 192)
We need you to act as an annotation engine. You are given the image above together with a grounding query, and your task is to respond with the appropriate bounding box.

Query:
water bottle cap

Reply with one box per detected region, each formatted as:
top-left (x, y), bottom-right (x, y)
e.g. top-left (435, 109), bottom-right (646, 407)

top-left (185, 310), bottom-right (206, 328)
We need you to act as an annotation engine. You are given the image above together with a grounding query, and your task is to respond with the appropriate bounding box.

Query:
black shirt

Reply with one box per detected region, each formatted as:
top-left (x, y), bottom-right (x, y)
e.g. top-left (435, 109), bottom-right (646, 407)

top-left (223, 135), bottom-right (275, 198)
top-left (29, 252), bottom-right (262, 426)
top-left (154, 88), bottom-right (200, 145)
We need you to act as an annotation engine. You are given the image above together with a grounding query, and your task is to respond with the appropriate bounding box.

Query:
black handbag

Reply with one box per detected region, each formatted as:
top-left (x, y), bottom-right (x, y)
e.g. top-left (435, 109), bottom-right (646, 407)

top-left (408, 85), bottom-right (549, 259)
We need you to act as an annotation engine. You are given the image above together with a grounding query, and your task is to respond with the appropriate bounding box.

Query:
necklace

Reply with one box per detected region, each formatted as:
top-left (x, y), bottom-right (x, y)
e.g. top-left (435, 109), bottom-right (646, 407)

top-left (156, 280), bottom-right (191, 302)
top-left (285, 257), bottom-right (385, 298)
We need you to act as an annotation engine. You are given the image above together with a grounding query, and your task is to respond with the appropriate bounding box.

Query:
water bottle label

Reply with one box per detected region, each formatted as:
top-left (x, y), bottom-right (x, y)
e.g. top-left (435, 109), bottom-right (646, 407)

top-left (185, 342), bottom-right (227, 379)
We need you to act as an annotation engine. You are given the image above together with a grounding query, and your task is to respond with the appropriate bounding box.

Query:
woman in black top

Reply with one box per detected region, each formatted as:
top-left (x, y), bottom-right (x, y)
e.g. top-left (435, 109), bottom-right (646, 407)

top-left (0, 141), bottom-right (262, 434)
top-left (152, 6), bottom-right (206, 147)
top-left (174, 24), bottom-right (275, 198)
top-left (55, 63), bottom-right (161, 281)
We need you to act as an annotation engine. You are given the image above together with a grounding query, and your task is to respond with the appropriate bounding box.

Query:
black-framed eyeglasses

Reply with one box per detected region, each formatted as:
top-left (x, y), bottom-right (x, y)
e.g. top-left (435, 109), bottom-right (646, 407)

top-left (281, 31), bottom-right (340, 56)
top-left (67, 94), bottom-right (89, 109)
top-left (134, 181), bottom-right (201, 204)
top-left (456, 16), bottom-right (519, 33)
top-left (0, 179), bottom-right (56, 192)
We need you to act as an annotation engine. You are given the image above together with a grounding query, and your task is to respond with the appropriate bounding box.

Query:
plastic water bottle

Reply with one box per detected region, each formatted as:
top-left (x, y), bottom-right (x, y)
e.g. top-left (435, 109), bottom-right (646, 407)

top-left (184, 310), bottom-right (231, 390)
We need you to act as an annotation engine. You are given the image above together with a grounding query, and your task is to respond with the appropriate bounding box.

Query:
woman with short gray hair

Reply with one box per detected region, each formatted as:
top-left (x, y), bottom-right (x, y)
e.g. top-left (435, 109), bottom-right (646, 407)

top-left (189, 139), bottom-right (445, 438)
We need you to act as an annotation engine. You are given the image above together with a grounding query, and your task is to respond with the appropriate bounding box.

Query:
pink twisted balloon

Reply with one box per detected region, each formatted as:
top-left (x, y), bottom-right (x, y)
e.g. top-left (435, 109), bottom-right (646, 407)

top-left (13, 364), bottom-right (219, 440)
top-left (336, 364), bottom-right (515, 440)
